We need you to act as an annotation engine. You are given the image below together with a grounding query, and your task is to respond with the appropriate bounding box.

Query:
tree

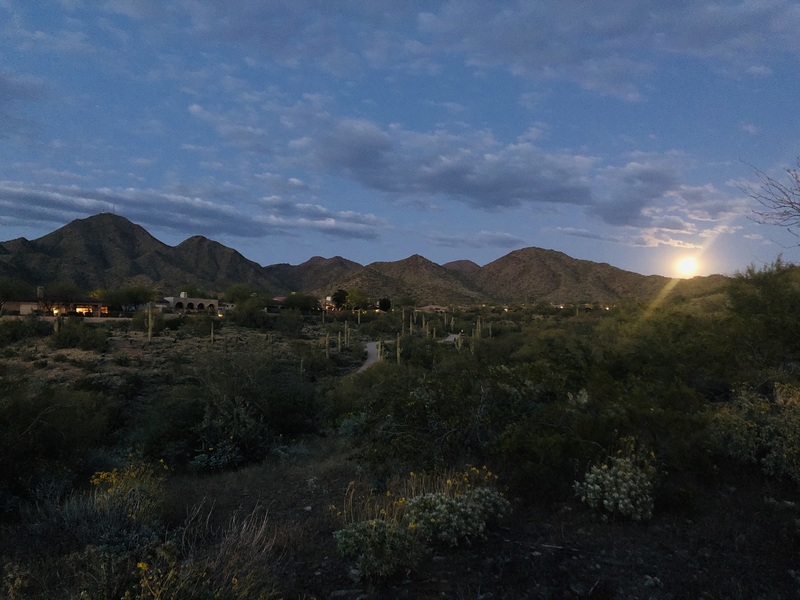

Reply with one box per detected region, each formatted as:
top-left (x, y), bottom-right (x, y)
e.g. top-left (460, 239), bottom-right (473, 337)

top-left (395, 294), bottom-right (416, 308)
top-left (745, 158), bottom-right (800, 241)
top-left (726, 258), bottom-right (800, 370)
top-left (39, 282), bottom-right (86, 314)
top-left (346, 288), bottom-right (370, 310)
top-left (101, 285), bottom-right (158, 310)
top-left (378, 297), bottom-right (392, 312)
top-left (331, 289), bottom-right (348, 309)
top-left (283, 292), bottom-right (320, 312)
top-left (224, 283), bottom-right (259, 304)
top-left (0, 277), bottom-right (33, 314)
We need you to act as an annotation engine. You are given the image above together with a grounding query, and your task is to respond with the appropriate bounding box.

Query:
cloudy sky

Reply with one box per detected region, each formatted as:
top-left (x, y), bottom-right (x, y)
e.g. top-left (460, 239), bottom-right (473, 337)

top-left (2, 1), bottom-right (799, 276)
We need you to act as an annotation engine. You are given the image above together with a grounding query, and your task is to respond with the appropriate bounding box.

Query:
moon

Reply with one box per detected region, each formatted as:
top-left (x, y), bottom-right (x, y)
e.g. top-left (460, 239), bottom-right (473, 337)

top-left (675, 256), bottom-right (699, 278)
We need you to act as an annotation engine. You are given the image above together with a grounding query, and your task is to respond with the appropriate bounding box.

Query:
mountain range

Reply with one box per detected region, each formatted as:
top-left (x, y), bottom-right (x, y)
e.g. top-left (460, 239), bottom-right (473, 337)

top-left (0, 213), bottom-right (727, 305)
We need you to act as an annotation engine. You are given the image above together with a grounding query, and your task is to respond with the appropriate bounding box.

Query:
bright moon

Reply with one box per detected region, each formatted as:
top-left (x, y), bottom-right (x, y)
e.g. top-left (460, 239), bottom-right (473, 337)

top-left (675, 257), bottom-right (699, 277)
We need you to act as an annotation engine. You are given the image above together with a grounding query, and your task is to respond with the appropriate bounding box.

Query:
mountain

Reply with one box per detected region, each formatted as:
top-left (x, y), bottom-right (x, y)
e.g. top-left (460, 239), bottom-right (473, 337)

top-left (264, 256), bottom-right (362, 294)
top-left (0, 213), bottom-right (729, 304)
top-left (173, 236), bottom-right (286, 293)
top-left (473, 247), bottom-right (670, 303)
top-left (0, 214), bottom-right (286, 294)
top-left (442, 259), bottom-right (481, 274)
top-left (334, 254), bottom-right (485, 306)
top-left (0, 213), bottom-right (172, 290)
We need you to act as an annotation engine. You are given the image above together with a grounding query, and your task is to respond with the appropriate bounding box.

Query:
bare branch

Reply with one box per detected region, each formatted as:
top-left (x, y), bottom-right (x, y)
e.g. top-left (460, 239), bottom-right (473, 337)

top-left (742, 159), bottom-right (800, 242)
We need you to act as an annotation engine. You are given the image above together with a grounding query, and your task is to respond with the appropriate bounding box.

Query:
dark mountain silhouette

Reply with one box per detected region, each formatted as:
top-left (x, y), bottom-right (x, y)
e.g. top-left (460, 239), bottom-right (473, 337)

top-left (173, 236), bottom-right (286, 293)
top-left (473, 247), bottom-right (670, 303)
top-left (0, 213), bottom-right (728, 304)
top-left (333, 254), bottom-right (485, 306)
top-left (442, 259), bottom-right (481, 274)
top-left (265, 256), bottom-right (362, 294)
top-left (0, 214), bottom-right (286, 294)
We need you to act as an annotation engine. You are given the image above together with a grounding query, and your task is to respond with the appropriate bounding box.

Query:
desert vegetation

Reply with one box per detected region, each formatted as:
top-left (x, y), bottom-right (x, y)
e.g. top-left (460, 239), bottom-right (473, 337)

top-left (2, 260), bottom-right (800, 598)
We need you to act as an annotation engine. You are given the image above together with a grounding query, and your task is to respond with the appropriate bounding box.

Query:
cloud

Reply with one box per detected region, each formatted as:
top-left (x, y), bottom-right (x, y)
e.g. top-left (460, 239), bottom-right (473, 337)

top-left (747, 65), bottom-right (773, 76)
top-left (556, 227), bottom-right (621, 243)
top-left (0, 181), bottom-right (385, 242)
top-left (627, 229), bottom-right (703, 249)
top-left (0, 70), bottom-right (45, 138)
top-left (415, 1), bottom-right (800, 99)
top-left (188, 102), bottom-right (275, 153)
top-left (593, 160), bottom-right (681, 225)
top-left (301, 116), bottom-right (595, 210)
top-left (426, 230), bottom-right (527, 249)
top-left (740, 122), bottom-right (759, 135)
top-left (29, 1), bottom-right (799, 100)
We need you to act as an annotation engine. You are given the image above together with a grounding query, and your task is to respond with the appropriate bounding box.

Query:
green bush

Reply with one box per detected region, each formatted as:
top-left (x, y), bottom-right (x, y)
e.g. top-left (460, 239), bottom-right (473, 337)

top-left (334, 519), bottom-right (425, 582)
top-left (21, 460), bottom-right (166, 555)
top-left (708, 386), bottom-right (800, 485)
top-left (405, 487), bottom-right (510, 547)
top-left (138, 349), bottom-right (318, 471)
top-left (574, 440), bottom-right (657, 521)
top-left (333, 468), bottom-right (508, 582)
top-left (51, 317), bottom-right (109, 351)
top-left (0, 383), bottom-right (118, 501)
top-left (130, 309), bottom-right (166, 335)
top-left (0, 316), bottom-right (51, 345)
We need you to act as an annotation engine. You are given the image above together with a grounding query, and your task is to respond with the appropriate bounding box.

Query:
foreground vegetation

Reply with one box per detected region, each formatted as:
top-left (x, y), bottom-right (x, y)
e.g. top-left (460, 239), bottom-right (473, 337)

top-left (2, 260), bottom-right (800, 598)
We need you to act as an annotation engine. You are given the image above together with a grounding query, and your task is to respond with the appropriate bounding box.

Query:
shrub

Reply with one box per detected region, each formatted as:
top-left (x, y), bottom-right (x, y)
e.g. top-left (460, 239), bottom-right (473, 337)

top-left (130, 309), bottom-right (166, 335)
top-left (707, 386), bottom-right (800, 485)
top-left (574, 440), bottom-right (656, 521)
top-left (0, 316), bottom-right (50, 345)
top-left (25, 459), bottom-right (167, 554)
top-left (333, 467), bottom-right (509, 581)
top-left (0, 384), bottom-right (118, 499)
top-left (51, 317), bottom-right (109, 351)
top-left (405, 486), bottom-right (510, 547)
top-left (706, 387), bottom-right (766, 465)
top-left (761, 401), bottom-right (800, 484)
top-left (333, 519), bottom-right (425, 582)
top-left (130, 504), bottom-right (280, 600)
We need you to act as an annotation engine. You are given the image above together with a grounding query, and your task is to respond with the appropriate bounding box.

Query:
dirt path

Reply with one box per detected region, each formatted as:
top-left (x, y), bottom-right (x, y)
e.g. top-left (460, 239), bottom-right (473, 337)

top-left (357, 341), bottom-right (380, 372)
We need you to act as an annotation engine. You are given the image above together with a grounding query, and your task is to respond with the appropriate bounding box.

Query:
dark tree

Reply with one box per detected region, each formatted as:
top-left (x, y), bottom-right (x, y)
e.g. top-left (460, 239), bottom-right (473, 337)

top-left (0, 277), bottom-right (33, 313)
top-left (283, 292), bottom-right (320, 312)
top-left (378, 297), bottom-right (392, 312)
top-left (331, 289), bottom-right (348, 309)
top-left (224, 283), bottom-right (260, 304)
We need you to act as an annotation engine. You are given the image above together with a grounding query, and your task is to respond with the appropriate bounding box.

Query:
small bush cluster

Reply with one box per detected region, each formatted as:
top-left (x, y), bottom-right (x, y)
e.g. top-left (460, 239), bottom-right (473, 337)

top-left (0, 316), bottom-right (51, 344)
top-left (29, 459), bottom-right (168, 553)
top-left (708, 385), bottom-right (800, 484)
top-left (126, 504), bottom-right (279, 600)
top-left (574, 440), bottom-right (657, 521)
top-left (51, 317), bottom-right (109, 351)
top-left (406, 486), bottom-right (510, 547)
top-left (333, 467), bottom-right (509, 582)
top-left (333, 518), bottom-right (426, 582)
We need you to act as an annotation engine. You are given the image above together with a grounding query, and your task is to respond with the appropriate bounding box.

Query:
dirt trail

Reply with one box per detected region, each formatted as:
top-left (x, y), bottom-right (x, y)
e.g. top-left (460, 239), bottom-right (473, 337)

top-left (357, 341), bottom-right (380, 372)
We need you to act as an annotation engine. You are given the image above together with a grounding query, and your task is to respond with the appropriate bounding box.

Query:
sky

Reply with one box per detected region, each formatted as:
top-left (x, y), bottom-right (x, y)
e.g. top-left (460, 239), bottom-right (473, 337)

top-left (1, 1), bottom-right (799, 277)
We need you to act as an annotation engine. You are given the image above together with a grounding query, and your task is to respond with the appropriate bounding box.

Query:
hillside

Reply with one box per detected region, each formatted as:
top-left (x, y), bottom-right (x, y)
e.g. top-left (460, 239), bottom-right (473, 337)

top-left (335, 255), bottom-right (485, 306)
top-left (0, 213), bottom-right (728, 303)
top-left (264, 256), bottom-right (362, 294)
top-left (472, 247), bottom-right (670, 303)
top-left (0, 214), bottom-right (287, 295)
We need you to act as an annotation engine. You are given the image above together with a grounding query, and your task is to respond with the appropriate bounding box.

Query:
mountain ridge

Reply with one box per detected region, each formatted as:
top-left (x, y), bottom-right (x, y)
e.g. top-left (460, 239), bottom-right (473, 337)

top-left (0, 213), bottom-right (727, 304)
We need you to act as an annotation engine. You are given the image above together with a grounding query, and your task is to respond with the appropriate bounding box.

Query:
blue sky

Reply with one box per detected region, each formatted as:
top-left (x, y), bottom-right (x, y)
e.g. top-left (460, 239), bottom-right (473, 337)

top-left (2, 1), bottom-right (799, 277)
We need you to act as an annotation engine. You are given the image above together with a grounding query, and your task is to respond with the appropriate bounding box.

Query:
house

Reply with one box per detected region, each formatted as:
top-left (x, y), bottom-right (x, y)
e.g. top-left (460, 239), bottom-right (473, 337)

top-left (2, 296), bottom-right (106, 317)
top-left (161, 292), bottom-right (228, 315)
